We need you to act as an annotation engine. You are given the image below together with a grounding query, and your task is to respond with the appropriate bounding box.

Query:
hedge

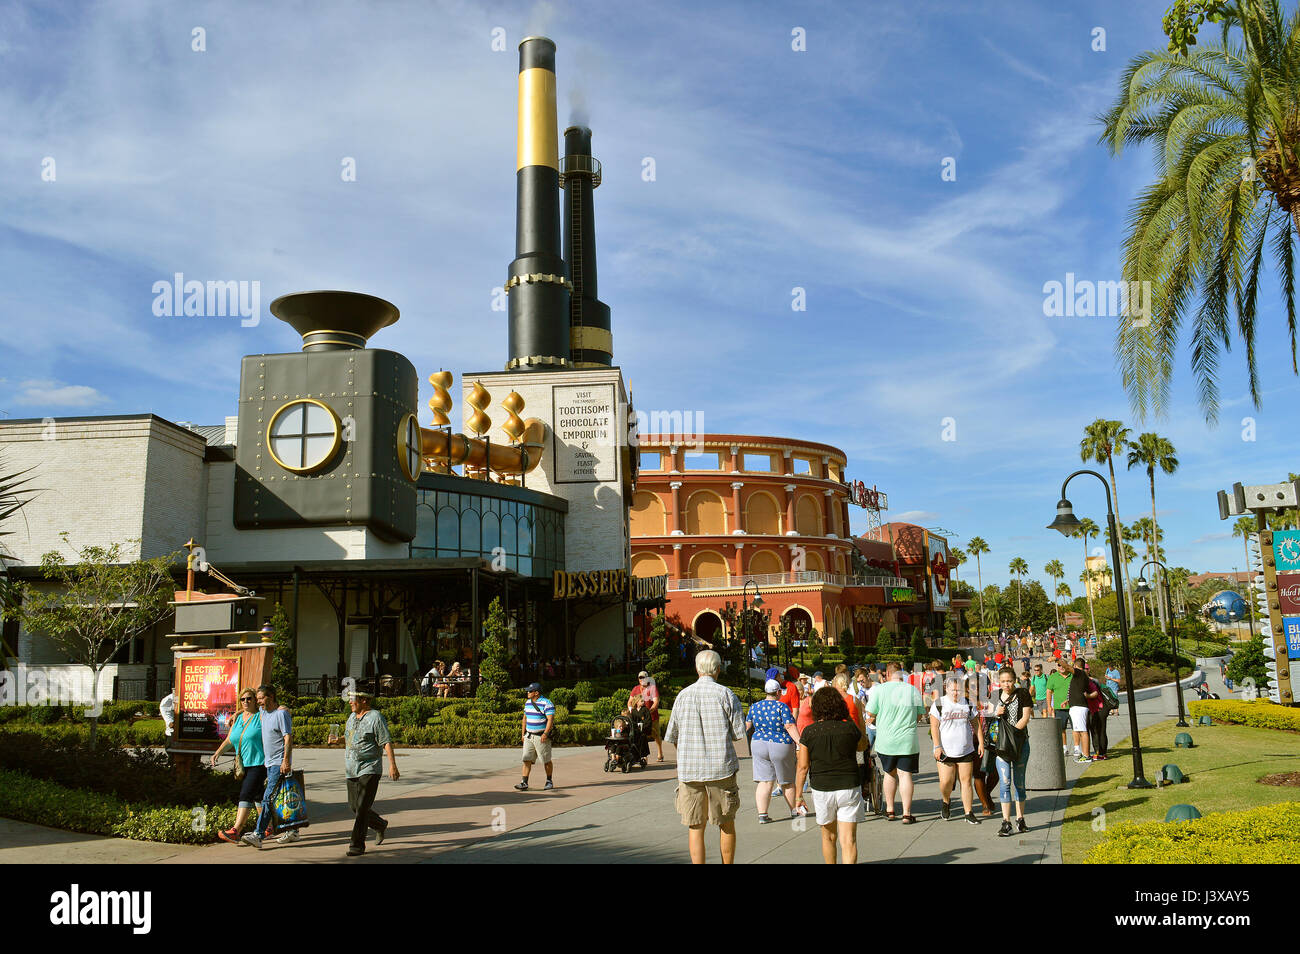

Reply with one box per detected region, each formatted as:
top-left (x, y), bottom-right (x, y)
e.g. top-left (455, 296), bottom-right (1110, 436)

top-left (0, 700), bottom-right (160, 726)
top-left (1187, 699), bottom-right (1300, 732)
top-left (1084, 802), bottom-right (1300, 864)
top-left (0, 768), bottom-right (239, 845)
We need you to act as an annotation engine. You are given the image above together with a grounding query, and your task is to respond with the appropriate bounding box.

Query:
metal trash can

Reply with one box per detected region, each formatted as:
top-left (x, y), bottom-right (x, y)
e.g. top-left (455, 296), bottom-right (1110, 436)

top-left (1026, 716), bottom-right (1067, 790)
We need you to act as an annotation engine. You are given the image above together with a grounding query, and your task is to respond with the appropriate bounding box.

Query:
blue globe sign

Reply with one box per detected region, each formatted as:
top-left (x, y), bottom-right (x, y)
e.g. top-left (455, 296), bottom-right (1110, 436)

top-left (1204, 590), bottom-right (1247, 624)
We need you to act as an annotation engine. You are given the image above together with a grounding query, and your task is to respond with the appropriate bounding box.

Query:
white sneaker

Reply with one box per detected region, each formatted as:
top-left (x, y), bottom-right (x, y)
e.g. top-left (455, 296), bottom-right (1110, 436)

top-left (276, 829), bottom-right (300, 844)
top-left (240, 832), bottom-right (263, 849)
top-left (772, 785), bottom-right (782, 796)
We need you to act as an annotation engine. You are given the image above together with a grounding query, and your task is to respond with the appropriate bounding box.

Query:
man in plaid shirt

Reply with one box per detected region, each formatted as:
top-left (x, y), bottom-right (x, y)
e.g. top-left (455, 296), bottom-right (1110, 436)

top-left (664, 649), bottom-right (746, 864)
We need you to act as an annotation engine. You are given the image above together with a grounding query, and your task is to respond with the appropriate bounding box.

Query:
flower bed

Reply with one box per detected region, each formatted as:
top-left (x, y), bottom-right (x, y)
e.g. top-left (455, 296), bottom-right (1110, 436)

top-left (1187, 699), bottom-right (1300, 732)
top-left (1084, 801), bottom-right (1300, 864)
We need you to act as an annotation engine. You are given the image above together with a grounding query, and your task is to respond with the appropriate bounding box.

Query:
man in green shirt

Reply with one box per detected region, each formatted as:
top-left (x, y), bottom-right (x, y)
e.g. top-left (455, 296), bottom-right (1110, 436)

top-left (332, 690), bottom-right (399, 857)
top-left (1045, 657), bottom-right (1074, 755)
top-left (864, 661), bottom-right (926, 823)
top-left (1030, 663), bottom-right (1049, 717)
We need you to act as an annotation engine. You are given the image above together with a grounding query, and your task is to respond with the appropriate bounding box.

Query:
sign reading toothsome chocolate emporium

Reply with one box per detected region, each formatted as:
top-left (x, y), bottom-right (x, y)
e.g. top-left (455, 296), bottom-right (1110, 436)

top-left (553, 382), bottom-right (617, 483)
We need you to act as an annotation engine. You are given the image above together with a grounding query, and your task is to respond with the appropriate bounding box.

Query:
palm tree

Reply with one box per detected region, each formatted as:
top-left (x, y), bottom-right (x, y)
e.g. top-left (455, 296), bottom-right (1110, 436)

top-left (0, 455), bottom-right (39, 661)
top-left (1072, 516), bottom-right (1100, 636)
top-left (1081, 419), bottom-right (1136, 623)
top-left (950, 547), bottom-right (967, 582)
top-left (1232, 514), bottom-right (1260, 632)
top-left (1045, 559), bottom-right (1066, 630)
top-left (1100, 1), bottom-right (1300, 424)
top-left (1127, 432), bottom-right (1179, 633)
top-left (967, 536), bottom-right (990, 621)
top-left (1008, 557), bottom-right (1029, 616)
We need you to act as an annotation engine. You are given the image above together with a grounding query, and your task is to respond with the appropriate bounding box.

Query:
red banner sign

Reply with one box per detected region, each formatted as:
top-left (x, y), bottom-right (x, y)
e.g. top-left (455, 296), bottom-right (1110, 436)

top-left (1278, 572), bottom-right (1300, 616)
top-left (177, 655), bottom-right (241, 742)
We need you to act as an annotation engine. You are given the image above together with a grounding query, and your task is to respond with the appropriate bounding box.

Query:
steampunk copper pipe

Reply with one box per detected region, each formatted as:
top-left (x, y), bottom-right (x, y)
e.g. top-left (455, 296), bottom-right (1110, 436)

top-left (419, 418), bottom-right (546, 475)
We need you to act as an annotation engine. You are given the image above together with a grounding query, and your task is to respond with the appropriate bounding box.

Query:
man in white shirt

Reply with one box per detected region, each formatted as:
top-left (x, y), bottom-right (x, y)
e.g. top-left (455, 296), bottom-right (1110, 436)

top-left (159, 691), bottom-right (175, 738)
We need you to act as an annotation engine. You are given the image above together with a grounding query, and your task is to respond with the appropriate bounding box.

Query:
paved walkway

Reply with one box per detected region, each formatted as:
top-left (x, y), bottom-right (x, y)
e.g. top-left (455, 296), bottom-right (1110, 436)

top-left (0, 667), bottom-right (1215, 864)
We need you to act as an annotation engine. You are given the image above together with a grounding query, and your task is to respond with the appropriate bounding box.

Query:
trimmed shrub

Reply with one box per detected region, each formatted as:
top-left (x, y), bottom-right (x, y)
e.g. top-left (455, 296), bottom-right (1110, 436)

top-left (1187, 699), bottom-right (1300, 732)
top-left (0, 768), bottom-right (239, 845)
top-left (0, 731), bottom-right (235, 805)
top-left (1084, 802), bottom-right (1300, 864)
top-left (550, 687), bottom-right (577, 711)
top-left (574, 681), bottom-right (597, 703)
top-left (591, 696), bottom-right (622, 723)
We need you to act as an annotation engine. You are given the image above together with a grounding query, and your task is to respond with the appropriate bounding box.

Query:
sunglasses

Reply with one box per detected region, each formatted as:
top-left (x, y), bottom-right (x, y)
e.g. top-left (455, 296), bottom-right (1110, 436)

top-left (241, 696), bottom-right (255, 702)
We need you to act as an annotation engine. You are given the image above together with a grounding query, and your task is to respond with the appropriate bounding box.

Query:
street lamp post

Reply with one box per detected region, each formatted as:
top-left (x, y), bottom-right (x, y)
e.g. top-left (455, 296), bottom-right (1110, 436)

top-left (1048, 469), bottom-right (1152, 789)
top-left (742, 580), bottom-right (763, 689)
top-left (1135, 560), bottom-right (1188, 727)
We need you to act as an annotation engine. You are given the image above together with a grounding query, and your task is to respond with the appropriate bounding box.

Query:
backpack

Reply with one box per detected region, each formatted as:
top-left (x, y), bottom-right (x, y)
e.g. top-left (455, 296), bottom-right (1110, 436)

top-left (1098, 683), bottom-right (1120, 711)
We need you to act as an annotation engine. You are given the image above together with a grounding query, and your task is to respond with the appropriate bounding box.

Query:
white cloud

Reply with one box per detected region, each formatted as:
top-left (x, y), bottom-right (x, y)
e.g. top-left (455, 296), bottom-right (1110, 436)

top-left (14, 380), bottom-right (107, 407)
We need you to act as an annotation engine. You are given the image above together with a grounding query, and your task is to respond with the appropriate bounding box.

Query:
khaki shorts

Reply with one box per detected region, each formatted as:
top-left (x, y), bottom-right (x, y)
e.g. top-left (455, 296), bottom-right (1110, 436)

top-left (522, 733), bottom-right (552, 764)
top-left (675, 773), bottom-right (740, 828)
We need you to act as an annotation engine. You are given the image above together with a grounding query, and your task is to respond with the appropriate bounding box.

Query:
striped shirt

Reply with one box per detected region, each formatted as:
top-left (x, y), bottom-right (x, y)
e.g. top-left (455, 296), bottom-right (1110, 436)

top-left (524, 696), bottom-right (554, 734)
top-left (663, 676), bottom-right (745, 783)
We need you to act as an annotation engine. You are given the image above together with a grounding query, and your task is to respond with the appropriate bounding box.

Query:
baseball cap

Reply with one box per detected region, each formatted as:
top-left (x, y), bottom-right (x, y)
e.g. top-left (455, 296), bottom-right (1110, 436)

top-left (813, 671), bottom-right (824, 679)
top-left (526, 682), bottom-right (542, 692)
top-left (347, 690), bottom-right (375, 700)
top-left (764, 678), bottom-right (782, 694)
top-left (636, 671), bottom-right (649, 679)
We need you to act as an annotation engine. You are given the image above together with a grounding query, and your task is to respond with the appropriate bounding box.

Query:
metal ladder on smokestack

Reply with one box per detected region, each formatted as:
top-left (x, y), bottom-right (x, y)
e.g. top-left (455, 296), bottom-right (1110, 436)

top-left (568, 184), bottom-right (585, 331)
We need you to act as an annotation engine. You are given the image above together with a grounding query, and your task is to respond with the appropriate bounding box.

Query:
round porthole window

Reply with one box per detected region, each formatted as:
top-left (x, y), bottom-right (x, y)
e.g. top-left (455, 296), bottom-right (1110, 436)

top-left (266, 399), bottom-right (341, 474)
top-left (397, 413), bottom-right (422, 482)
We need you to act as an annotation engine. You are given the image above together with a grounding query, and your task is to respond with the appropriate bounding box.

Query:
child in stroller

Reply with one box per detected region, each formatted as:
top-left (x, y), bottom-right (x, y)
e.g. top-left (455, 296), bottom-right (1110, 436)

top-left (604, 695), bottom-right (652, 773)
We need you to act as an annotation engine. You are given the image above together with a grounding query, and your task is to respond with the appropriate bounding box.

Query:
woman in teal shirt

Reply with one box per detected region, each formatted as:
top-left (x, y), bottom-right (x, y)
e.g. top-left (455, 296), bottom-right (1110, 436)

top-left (211, 690), bottom-right (265, 844)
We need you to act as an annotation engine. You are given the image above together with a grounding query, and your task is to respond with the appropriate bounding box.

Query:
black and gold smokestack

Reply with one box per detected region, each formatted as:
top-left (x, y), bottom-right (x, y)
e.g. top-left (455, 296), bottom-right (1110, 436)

top-left (561, 125), bottom-right (612, 368)
top-left (506, 36), bottom-right (571, 371)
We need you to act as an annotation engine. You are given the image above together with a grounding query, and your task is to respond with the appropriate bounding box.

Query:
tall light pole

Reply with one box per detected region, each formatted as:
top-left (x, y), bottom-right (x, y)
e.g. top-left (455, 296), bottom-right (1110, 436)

top-left (742, 580), bottom-right (763, 689)
top-left (1135, 559), bottom-right (1188, 727)
top-left (1048, 469), bottom-right (1152, 789)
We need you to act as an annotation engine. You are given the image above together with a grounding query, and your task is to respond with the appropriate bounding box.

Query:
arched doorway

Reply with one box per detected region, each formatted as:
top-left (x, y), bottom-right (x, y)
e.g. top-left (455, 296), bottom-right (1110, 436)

top-left (693, 610), bottom-right (723, 647)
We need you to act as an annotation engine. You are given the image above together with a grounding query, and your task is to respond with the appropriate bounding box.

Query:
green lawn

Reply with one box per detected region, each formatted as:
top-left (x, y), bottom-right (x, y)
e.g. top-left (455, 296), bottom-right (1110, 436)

top-left (1061, 719), bottom-right (1300, 863)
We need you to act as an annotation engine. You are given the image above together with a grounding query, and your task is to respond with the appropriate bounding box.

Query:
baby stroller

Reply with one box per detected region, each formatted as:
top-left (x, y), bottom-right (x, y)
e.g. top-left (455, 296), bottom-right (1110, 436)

top-left (604, 708), bottom-right (651, 773)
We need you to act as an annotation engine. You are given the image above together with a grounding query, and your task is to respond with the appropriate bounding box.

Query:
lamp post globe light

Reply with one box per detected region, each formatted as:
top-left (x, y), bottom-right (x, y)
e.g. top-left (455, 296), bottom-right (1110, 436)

top-left (1136, 561), bottom-right (1189, 727)
top-left (1048, 469), bottom-right (1153, 789)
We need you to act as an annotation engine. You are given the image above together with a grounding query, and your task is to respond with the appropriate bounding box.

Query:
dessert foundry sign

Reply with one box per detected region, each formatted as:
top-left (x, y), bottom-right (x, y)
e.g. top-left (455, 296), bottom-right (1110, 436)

top-left (553, 383), bottom-right (617, 483)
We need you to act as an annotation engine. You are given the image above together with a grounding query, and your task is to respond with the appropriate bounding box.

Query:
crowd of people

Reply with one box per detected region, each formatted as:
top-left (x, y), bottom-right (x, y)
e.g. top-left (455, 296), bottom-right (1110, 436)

top-left (662, 627), bottom-right (1127, 863)
top-left (194, 625), bottom-right (1127, 863)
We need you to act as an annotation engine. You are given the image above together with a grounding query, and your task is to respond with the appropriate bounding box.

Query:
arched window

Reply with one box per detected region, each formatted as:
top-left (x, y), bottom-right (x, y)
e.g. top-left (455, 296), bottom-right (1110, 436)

top-left (413, 504), bottom-right (437, 554)
top-left (518, 517), bottom-right (533, 577)
top-left (632, 552), bottom-right (668, 578)
top-left (795, 494), bottom-right (822, 536)
top-left (460, 509), bottom-right (481, 556)
top-left (745, 492), bottom-right (781, 535)
top-left (747, 549), bottom-right (784, 576)
top-left (688, 550), bottom-right (728, 581)
top-left (502, 515), bottom-right (518, 572)
top-left (482, 512), bottom-right (500, 557)
top-left (686, 491), bottom-right (726, 535)
top-left (630, 491), bottom-right (667, 537)
top-left (437, 507), bottom-right (459, 556)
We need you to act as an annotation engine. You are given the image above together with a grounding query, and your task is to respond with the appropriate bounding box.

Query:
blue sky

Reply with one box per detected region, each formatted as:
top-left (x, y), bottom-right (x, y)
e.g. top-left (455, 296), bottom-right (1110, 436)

top-left (1, 0), bottom-right (1297, 590)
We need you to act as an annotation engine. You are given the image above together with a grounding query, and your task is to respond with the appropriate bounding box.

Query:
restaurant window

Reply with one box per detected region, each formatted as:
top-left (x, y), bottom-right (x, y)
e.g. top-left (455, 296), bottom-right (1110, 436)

top-left (518, 518), bottom-right (533, 577)
top-left (482, 511), bottom-right (500, 556)
top-left (460, 509), bottom-right (481, 555)
top-left (502, 514), bottom-right (518, 572)
top-left (437, 507), bottom-right (459, 556)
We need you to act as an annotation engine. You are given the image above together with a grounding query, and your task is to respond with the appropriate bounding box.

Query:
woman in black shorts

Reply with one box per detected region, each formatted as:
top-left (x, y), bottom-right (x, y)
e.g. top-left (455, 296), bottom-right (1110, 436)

top-left (928, 674), bottom-right (983, 824)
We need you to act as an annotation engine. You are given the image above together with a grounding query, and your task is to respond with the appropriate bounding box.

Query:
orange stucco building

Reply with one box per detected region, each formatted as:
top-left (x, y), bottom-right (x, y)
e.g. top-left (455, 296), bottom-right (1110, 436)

top-left (628, 433), bottom-right (916, 647)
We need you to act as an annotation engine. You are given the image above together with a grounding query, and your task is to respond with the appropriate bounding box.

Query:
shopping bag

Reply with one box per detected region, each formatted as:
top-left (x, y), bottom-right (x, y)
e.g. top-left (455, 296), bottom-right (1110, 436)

top-left (271, 769), bottom-right (310, 831)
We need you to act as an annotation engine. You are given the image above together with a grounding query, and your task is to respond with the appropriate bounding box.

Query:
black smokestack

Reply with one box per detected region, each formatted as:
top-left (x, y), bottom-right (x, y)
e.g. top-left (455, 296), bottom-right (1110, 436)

top-left (562, 125), bottom-right (612, 368)
top-left (506, 36), bottom-right (571, 371)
